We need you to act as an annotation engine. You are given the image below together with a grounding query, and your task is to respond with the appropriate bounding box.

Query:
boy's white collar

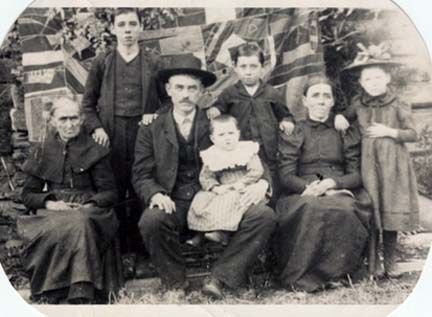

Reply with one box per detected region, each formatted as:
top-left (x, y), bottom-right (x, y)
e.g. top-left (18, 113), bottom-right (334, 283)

top-left (243, 83), bottom-right (260, 96)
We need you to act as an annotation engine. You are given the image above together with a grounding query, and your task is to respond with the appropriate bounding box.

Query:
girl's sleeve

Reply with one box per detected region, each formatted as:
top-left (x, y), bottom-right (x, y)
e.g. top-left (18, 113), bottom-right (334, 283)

top-left (199, 164), bottom-right (220, 191)
top-left (395, 102), bottom-right (418, 143)
top-left (336, 101), bottom-right (358, 123)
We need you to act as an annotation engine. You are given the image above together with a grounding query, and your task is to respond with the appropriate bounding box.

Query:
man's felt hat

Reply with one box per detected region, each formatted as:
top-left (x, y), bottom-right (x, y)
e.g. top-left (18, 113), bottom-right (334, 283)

top-left (158, 53), bottom-right (217, 87)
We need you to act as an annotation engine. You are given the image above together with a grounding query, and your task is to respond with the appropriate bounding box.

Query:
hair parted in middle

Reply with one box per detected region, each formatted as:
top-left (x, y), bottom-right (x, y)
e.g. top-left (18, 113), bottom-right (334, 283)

top-left (48, 95), bottom-right (83, 119)
top-left (302, 74), bottom-right (334, 96)
top-left (232, 42), bottom-right (265, 66)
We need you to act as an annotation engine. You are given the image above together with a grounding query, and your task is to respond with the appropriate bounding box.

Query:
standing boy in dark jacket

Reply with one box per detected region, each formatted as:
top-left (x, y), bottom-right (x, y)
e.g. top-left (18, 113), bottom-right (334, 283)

top-left (207, 43), bottom-right (295, 200)
top-left (81, 8), bottom-right (161, 275)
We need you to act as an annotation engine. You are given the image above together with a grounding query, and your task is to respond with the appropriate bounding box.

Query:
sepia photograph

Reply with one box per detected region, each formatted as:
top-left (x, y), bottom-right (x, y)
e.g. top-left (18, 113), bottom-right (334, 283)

top-left (0, 0), bottom-right (431, 315)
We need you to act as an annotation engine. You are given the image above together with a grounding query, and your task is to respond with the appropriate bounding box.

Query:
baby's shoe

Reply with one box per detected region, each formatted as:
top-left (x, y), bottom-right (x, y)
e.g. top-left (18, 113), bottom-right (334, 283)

top-left (186, 233), bottom-right (203, 247)
top-left (205, 231), bottom-right (229, 246)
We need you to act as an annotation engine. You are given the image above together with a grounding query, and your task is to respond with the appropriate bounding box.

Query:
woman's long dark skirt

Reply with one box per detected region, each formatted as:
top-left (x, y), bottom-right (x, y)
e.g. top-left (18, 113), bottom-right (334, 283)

top-left (17, 203), bottom-right (123, 302)
top-left (274, 190), bottom-right (372, 292)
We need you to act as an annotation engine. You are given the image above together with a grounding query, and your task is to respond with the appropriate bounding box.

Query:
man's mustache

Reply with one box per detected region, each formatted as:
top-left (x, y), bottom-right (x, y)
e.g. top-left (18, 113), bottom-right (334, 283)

top-left (180, 98), bottom-right (194, 104)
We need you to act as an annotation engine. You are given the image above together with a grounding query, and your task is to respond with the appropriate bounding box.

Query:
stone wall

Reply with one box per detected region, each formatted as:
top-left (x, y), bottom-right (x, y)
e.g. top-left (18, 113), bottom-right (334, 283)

top-left (0, 58), bottom-right (29, 289)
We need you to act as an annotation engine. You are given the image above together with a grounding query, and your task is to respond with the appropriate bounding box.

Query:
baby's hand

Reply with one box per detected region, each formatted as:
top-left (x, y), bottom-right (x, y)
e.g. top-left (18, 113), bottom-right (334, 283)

top-left (231, 182), bottom-right (246, 192)
top-left (206, 107), bottom-right (221, 120)
top-left (279, 120), bottom-right (295, 136)
top-left (334, 114), bottom-right (350, 131)
top-left (366, 122), bottom-right (398, 139)
top-left (212, 184), bottom-right (230, 195)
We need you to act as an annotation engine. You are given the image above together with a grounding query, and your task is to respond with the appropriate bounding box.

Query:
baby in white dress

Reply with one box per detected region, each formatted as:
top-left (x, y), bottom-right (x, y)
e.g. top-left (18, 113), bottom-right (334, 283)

top-left (187, 115), bottom-right (265, 246)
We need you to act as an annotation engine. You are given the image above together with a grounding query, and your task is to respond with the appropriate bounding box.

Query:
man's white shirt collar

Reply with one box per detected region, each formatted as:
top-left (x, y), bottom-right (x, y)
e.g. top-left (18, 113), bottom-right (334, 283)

top-left (172, 108), bottom-right (197, 125)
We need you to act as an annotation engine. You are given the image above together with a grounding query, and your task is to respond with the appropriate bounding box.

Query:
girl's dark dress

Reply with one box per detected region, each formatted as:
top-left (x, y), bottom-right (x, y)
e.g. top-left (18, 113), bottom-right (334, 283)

top-left (17, 131), bottom-right (123, 303)
top-left (275, 115), bottom-right (372, 292)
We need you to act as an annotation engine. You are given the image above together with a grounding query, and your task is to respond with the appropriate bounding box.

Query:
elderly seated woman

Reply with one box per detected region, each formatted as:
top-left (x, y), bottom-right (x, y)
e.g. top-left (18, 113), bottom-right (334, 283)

top-left (274, 75), bottom-right (373, 292)
top-left (17, 97), bottom-right (123, 304)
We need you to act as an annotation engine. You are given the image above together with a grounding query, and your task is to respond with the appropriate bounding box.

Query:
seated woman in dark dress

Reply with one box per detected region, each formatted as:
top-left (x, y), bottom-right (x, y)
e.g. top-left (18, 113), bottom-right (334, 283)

top-left (274, 75), bottom-right (372, 292)
top-left (17, 97), bottom-right (123, 304)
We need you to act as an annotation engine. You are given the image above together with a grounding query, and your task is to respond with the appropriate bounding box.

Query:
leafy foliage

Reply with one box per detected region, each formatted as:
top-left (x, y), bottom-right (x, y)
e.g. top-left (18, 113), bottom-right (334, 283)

top-left (413, 125), bottom-right (432, 196)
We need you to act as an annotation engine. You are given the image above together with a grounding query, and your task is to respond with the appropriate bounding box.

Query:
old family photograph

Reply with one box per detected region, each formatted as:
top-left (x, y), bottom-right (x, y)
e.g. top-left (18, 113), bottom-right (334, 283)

top-left (0, 3), bottom-right (431, 305)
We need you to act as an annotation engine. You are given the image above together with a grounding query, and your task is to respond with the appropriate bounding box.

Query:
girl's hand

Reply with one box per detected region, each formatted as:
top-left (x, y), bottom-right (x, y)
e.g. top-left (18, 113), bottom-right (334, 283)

top-left (366, 122), bottom-right (398, 139)
top-left (334, 114), bottom-right (350, 131)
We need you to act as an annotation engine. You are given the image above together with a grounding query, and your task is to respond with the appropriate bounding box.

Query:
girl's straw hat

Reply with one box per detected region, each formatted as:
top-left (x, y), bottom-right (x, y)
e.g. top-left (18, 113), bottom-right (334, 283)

top-left (343, 43), bottom-right (401, 72)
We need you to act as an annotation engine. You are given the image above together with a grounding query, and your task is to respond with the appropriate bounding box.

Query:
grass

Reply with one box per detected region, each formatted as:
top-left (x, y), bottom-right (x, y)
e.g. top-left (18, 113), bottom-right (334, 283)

top-left (111, 231), bottom-right (432, 305)
top-left (112, 272), bottom-right (420, 305)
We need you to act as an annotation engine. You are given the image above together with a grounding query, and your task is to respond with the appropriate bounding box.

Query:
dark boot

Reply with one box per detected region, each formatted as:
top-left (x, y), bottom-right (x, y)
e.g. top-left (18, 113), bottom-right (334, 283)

top-left (202, 277), bottom-right (224, 300)
top-left (383, 231), bottom-right (401, 278)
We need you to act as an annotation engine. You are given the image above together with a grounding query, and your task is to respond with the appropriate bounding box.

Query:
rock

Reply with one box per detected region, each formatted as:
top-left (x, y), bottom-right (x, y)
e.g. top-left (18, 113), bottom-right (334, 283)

top-left (12, 151), bottom-right (27, 162)
top-left (5, 239), bottom-right (23, 258)
top-left (0, 225), bottom-right (11, 242)
top-left (125, 278), bottom-right (162, 297)
top-left (402, 232), bottom-right (432, 250)
top-left (398, 259), bottom-right (426, 274)
top-left (10, 108), bottom-right (27, 132)
top-left (419, 195), bottom-right (432, 232)
top-left (12, 171), bottom-right (26, 187)
top-left (12, 141), bottom-right (30, 149)
top-left (17, 289), bottom-right (31, 303)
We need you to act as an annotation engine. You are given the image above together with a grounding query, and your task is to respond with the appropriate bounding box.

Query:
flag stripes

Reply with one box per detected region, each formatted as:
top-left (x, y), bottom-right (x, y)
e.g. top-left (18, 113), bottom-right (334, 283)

top-left (18, 7), bottom-right (325, 141)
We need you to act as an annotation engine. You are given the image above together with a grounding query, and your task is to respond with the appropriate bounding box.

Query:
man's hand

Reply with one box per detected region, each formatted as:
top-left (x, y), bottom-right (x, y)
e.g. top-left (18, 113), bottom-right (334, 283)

top-left (366, 122), bottom-right (397, 139)
top-left (140, 114), bottom-right (158, 126)
top-left (206, 107), bottom-right (221, 120)
top-left (279, 120), bottom-right (295, 136)
top-left (150, 193), bottom-right (176, 214)
top-left (334, 114), bottom-right (350, 131)
top-left (239, 180), bottom-right (268, 208)
top-left (45, 200), bottom-right (73, 210)
top-left (92, 128), bottom-right (110, 147)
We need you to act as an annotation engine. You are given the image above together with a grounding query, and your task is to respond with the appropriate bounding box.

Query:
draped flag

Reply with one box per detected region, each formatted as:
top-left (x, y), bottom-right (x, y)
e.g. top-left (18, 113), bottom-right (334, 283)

top-left (18, 7), bottom-right (324, 141)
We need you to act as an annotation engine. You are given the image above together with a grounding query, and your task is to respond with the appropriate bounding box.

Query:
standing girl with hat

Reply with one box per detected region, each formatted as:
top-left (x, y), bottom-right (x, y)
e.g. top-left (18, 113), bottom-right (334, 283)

top-left (340, 43), bottom-right (420, 278)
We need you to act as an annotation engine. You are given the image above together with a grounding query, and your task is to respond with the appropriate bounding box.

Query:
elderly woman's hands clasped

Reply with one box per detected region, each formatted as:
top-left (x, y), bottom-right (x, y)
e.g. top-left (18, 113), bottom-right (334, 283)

top-left (301, 178), bottom-right (336, 197)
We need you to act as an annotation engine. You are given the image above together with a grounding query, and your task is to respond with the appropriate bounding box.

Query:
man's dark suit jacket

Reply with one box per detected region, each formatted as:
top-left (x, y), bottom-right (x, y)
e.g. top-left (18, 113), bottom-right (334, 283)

top-left (132, 107), bottom-right (212, 206)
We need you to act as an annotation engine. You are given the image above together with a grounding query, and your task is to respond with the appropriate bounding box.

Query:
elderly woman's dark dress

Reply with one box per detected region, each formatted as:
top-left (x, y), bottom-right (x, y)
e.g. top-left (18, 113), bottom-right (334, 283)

top-left (17, 130), bottom-right (123, 303)
top-left (275, 115), bottom-right (372, 292)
